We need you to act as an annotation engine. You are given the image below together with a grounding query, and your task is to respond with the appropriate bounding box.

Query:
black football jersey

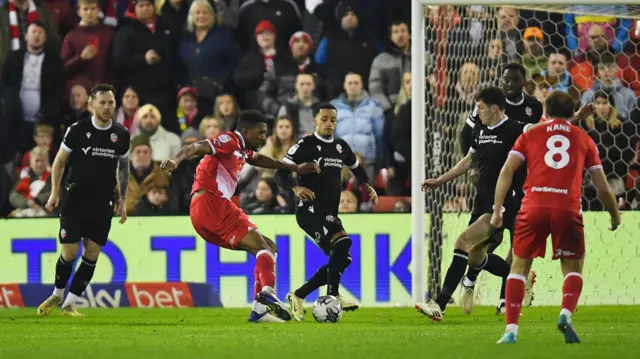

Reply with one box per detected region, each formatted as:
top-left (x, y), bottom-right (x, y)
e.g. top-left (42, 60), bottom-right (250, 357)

top-left (461, 93), bottom-right (543, 155)
top-left (283, 133), bottom-right (358, 212)
top-left (470, 116), bottom-right (528, 197)
top-left (60, 117), bottom-right (130, 212)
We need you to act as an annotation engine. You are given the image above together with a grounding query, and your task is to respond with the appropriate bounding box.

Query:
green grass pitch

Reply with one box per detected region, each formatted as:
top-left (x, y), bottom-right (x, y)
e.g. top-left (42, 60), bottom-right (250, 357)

top-left (0, 306), bottom-right (638, 359)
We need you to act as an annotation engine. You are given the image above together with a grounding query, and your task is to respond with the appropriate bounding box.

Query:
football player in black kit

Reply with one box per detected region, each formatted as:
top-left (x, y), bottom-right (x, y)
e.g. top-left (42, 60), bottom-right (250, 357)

top-left (458, 63), bottom-right (543, 314)
top-left (37, 84), bottom-right (130, 317)
top-left (275, 103), bottom-right (379, 322)
top-left (415, 87), bottom-right (539, 322)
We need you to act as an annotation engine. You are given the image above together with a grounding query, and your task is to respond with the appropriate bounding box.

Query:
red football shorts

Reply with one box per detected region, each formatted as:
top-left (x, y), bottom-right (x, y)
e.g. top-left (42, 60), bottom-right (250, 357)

top-left (190, 191), bottom-right (257, 250)
top-left (513, 208), bottom-right (585, 260)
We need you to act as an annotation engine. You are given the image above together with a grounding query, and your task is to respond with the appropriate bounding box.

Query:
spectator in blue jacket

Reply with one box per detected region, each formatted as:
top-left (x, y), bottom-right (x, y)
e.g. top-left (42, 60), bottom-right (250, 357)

top-left (179, 0), bottom-right (238, 114)
top-left (331, 72), bottom-right (384, 178)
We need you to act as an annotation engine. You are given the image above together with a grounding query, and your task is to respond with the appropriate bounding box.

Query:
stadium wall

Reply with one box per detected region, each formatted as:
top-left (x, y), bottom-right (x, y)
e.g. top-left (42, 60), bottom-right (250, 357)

top-left (0, 214), bottom-right (637, 308)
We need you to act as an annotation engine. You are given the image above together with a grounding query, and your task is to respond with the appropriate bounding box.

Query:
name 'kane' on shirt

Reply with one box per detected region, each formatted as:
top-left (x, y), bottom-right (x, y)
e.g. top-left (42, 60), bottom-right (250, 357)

top-left (283, 133), bottom-right (359, 211)
top-left (469, 116), bottom-right (529, 196)
top-left (61, 117), bottom-right (130, 208)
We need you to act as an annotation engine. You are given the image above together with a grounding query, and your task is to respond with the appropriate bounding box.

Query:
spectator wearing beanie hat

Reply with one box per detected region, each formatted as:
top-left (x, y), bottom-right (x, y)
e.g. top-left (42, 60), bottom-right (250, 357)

top-left (125, 134), bottom-right (170, 214)
top-left (234, 19), bottom-right (288, 110)
top-left (258, 30), bottom-right (326, 118)
top-left (236, 0), bottom-right (302, 53)
top-left (176, 86), bottom-right (205, 134)
top-left (315, 0), bottom-right (382, 98)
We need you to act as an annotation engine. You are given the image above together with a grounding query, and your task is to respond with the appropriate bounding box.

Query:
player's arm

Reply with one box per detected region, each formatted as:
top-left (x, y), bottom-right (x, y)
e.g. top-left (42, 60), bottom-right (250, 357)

top-left (247, 153), bottom-right (320, 174)
top-left (459, 108), bottom-right (477, 154)
top-left (160, 140), bottom-right (212, 172)
top-left (493, 154), bottom-right (524, 216)
top-left (590, 168), bottom-right (621, 230)
top-left (45, 148), bottom-right (71, 211)
top-left (422, 150), bottom-right (473, 189)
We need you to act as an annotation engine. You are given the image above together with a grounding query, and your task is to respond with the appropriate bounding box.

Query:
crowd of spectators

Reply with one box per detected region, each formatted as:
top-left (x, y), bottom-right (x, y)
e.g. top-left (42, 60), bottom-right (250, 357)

top-left (0, 1), bottom-right (638, 218)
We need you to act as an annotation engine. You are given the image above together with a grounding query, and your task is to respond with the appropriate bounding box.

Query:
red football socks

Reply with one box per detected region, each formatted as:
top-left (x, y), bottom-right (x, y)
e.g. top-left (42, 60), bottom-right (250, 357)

top-left (505, 274), bottom-right (526, 326)
top-left (561, 272), bottom-right (583, 313)
top-left (255, 250), bottom-right (276, 289)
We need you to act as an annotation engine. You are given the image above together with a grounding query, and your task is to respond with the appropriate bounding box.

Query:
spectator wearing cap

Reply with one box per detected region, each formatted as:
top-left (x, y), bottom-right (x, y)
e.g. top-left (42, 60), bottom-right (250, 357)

top-left (126, 134), bottom-right (170, 214)
top-left (176, 86), bottom-right (205, 134)
top-left (112, 0), bottom-right (180, 133)
top-left (61, 0), bottom-right (115, 92)
top-left (2, 20), bottom-right (64, 155)
top-left (258, 30), bottom-right (325, 119)
top-left (369, 19), bottom-right (411, 117)
top-left (236, 0), bottom-right (302, 53)
top-left (169, 127), bottom-right (204, 213)
top-left (315, 0), bottom-right (382, 98)
top-left (133, 104), bottom-right (181, 162)
top-left (521, 27), bottom-right (547, 79)
top-left (234, 19), bottom-right (288, 110)
top-left (179, 0), bottom-right (238, 115)
top-left (0, 0), bottom-right (59, 70)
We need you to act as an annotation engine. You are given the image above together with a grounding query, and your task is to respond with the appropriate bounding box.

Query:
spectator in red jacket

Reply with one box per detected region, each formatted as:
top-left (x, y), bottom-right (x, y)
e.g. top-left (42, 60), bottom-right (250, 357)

top-left (61, 0), bottom-right (114, 91)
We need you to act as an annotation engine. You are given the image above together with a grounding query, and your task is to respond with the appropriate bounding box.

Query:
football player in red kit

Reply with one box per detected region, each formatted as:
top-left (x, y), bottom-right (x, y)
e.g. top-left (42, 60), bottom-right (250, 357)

top-left (160, 110), bottom-right (319, 323)
top-left (491, 91), bottom-right (621, 344)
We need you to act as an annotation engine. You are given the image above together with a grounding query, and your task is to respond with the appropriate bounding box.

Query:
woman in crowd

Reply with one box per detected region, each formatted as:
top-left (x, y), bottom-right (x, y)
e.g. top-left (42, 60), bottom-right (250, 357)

top-left (198, 115), bottom-right (224, 139)
top-left (117, 86), bottom-right (141, 135)
top-left (214, 93), bottom-right (241, 131)
top-left (241, 177), bottom-right (288, 214)
top-left (179, 0), bottom-right (238, 114)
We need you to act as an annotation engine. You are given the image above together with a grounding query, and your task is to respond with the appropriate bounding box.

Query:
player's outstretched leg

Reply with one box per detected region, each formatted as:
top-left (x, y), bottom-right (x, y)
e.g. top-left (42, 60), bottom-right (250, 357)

top-left (37, 245), bottom-right (77, 316)
top-left (497, 254), bottom-right (533, 344)
top-left (238, 231), bottom-right (291, 323)
top-left (557, 259), bottom-right (584, 344)
top-left (288, 264), bottom-right (329, 321)
top-left (60, 239), bottom-right (101, 316)
top-left (326, 235), bottom-right (358, 311)
top-left (416, 214), bottom-right (495, 322)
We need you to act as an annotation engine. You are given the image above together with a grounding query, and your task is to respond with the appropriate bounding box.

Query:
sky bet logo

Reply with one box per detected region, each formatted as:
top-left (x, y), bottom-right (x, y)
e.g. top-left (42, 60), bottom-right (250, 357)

top-left (10, 234), bottom-right (413, 304)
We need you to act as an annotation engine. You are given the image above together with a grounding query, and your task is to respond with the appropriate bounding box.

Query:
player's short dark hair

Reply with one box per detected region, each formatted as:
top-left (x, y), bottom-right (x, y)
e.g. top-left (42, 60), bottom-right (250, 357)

top-left (503, 62), bottom-right (526, 78)
top-left (89, 83), bottom-right (116, 98)
top-left (545, 91), bottom-right (575, 119)
top-left (476, 86), bottom-right (506, 110)
top-left (314, 102), bottom-right (337, 117)
top-left (236, 110), bottom-right (267, 130)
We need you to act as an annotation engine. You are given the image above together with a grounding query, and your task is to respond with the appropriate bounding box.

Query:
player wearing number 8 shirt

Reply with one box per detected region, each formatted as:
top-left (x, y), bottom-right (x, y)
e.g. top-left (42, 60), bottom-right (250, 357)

top-left (492, 91), bottom-right (621, 344)
top-left (275, 103), bottom-right (379, 322)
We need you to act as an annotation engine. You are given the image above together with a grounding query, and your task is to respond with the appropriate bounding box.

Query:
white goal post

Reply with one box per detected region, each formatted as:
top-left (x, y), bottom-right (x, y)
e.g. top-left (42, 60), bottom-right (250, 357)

top-left (410, 0), bottom-right (639, 304)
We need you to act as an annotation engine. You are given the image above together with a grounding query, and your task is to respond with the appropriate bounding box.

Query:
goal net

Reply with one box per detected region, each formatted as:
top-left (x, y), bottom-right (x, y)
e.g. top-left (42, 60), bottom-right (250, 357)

top-left (419, 3), bottom-right (640, 306)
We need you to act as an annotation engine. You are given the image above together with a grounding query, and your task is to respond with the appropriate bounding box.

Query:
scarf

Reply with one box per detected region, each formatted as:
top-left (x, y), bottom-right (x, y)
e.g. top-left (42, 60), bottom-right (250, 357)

top-left (16, 167), bottom-right (50, 201)
top-left (263, 48), bottom-right (276, 72)
top-left (8, 0), bottom-right (40, 51)
top-left (117, 106), bottom-right (139, 135)
top-left (99, 0), bottom-right (119, 27)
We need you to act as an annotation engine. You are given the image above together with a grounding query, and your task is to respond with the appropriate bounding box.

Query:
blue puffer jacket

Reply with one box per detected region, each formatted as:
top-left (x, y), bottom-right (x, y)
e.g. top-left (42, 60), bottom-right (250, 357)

top-left (331, 91), bottom-right (384, 166)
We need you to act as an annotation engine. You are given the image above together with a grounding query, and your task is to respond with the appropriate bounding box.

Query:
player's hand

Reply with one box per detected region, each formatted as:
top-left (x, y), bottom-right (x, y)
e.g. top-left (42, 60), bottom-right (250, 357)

top-left (609, 213), bottom-right (621, 231)
top-left (293, 186), bottom-right (315, 201)
top-left (572, 103), bottom-right (596, 124)
top-left (45, 193), bottom-right (59, 212)
top-left (469, 168), bottom-right (479, 184)
top-left (490, 211), bottom-right (503, 228)
top-left (160, 159), bottom-right (178, 173)
top-left (295, 162), bottom-right (320, 175)
top-left (365, 184), bottom-right (379, 205)
top-left (116, 199), bottom-right (127, 224)
top-left (421, 178), bottom-right (441, 191)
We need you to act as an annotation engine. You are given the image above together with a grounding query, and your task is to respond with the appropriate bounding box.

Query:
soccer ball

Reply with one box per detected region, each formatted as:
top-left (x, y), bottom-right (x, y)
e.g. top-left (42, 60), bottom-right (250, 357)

top-left (312, 295), bottom-right (343, 323)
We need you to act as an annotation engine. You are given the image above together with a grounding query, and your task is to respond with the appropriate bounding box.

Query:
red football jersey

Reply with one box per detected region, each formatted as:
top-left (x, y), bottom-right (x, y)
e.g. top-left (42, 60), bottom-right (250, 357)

top-left (191, 131), bottom-right (255, 199)
top-left (510, 118), bottom-right (602, 213)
